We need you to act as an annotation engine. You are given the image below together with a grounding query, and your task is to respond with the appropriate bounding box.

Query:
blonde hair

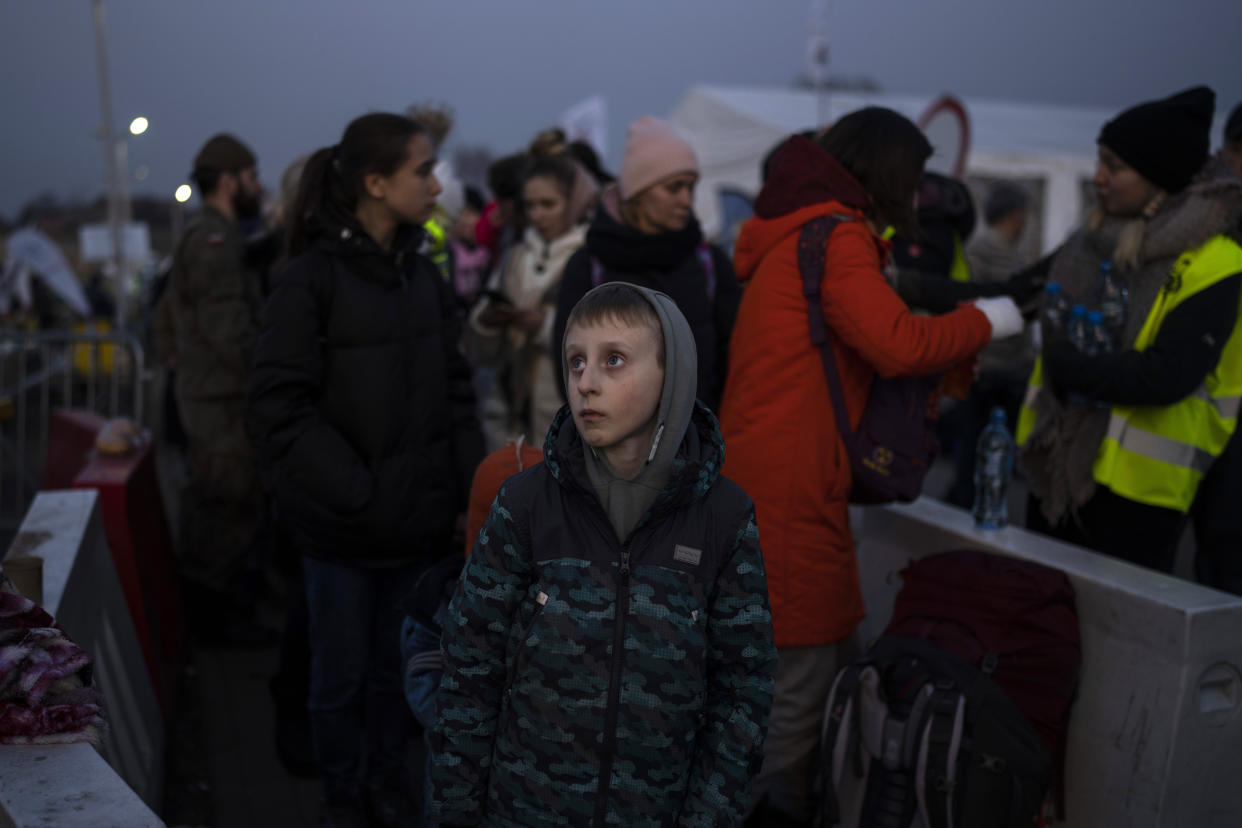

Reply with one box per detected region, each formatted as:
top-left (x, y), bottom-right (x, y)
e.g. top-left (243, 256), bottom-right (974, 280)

top-left (1086, 189), bottom-right (1167, 271)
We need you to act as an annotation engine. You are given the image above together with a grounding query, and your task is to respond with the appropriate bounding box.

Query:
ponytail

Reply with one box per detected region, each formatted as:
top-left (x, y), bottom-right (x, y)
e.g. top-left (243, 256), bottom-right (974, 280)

top-left (286, 146), bottom-right (346, 258)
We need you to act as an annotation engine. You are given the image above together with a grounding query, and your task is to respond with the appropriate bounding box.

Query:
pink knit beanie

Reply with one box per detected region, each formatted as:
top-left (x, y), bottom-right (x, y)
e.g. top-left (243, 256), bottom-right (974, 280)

top-left (619, 116), bottom-right (699, 201)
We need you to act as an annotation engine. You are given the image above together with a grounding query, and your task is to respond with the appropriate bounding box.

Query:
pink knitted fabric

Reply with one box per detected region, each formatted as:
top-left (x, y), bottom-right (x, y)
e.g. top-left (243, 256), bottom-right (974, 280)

top-left (619, 116), bottom-right (698, 201)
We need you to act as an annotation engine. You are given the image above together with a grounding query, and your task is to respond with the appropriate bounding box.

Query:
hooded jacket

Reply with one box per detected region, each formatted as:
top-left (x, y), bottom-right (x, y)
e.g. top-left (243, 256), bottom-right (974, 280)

top-left (431, 285), bottom-right (776, 827)
top-left (554, 187), bottom-right (741, 411)
top-left (719, 135), bottom-right (992, 647)
top-left (247, 221), bottom-right (485, 564)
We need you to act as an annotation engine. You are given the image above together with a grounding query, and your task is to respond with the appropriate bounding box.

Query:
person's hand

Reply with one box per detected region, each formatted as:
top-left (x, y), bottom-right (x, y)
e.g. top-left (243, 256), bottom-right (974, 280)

top-left (478, 305), bottom-right (515, 327)
top-left (512, 307), bottom-right (545, 334)
top-left (1040, 336), bottom-right (1081, 402)
top-left (973, 296), bottom-right (1024, 341)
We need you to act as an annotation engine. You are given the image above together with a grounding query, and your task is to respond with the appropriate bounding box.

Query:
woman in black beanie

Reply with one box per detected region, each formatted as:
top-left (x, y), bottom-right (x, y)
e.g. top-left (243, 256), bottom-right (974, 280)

top-left (1016, 86), bottom-right (1242, 573)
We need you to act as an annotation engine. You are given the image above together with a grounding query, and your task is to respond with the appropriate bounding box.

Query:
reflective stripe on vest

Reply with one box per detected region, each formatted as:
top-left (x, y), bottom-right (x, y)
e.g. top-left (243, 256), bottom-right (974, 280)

top-left (1018, 234), bottom-right (1242, 512)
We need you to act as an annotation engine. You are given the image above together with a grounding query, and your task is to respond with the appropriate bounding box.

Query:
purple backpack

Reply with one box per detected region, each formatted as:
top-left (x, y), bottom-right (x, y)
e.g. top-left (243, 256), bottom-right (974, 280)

top-left (799, 215), bottom-right (942, 505)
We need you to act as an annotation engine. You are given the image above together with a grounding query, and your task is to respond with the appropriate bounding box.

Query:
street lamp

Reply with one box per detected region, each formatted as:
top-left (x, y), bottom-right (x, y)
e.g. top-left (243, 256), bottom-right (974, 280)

top-left (129, 116), bottom-right (148, 136)
top-left (175, 185), bottom-right (192, 203)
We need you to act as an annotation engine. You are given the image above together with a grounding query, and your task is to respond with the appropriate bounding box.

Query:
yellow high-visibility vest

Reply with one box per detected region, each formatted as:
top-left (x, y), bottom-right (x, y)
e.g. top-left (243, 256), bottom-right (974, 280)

top-left (949, 232), bottom-right (971, 283)
top-left (424, 219), bottom-right (450, 279)
top-left (1017, 234), bottom-right (1242, 512)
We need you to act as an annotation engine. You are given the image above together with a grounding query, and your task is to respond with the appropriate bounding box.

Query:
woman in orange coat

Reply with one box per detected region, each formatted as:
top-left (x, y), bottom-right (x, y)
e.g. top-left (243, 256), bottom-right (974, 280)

top-left (719, 108), bottom-right (1023, 824)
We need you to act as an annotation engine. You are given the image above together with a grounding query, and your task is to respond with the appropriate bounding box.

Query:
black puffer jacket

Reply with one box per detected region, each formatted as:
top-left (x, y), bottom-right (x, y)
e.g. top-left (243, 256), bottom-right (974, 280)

top-left (553, 192), bottom-right (740, 411)
top-left (247, 223), bottom-right (484, 564)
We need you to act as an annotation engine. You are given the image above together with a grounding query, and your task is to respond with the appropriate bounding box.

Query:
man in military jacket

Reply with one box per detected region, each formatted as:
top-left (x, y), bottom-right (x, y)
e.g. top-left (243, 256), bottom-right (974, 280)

top-left (159, 134), bottom-right (267, 639)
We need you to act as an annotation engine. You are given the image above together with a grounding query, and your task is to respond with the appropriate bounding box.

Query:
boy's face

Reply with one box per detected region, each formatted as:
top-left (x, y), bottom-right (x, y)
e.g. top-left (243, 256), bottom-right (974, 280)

top-left (565, 316), bottom-right (665, 458)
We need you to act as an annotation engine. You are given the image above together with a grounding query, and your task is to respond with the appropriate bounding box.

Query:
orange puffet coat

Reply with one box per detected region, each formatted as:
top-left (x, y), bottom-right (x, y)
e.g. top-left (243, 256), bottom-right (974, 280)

top-left (719, 136), bottom-right (992, 648)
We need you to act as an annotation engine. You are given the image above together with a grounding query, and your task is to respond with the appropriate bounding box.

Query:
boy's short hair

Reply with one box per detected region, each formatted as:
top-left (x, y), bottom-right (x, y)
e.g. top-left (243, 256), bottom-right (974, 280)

top-left (565, 284), bottom-right (666, 365)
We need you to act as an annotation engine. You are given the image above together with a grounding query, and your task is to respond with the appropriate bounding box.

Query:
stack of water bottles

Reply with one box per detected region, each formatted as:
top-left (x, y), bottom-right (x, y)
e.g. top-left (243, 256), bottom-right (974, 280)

top-left (1041, 259), bottom-right (1129, 406)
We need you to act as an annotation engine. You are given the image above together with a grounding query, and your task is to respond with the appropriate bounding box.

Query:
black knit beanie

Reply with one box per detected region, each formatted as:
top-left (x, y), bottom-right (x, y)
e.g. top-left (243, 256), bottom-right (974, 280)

top-left (1097, 86), bottom-right (1215, 193)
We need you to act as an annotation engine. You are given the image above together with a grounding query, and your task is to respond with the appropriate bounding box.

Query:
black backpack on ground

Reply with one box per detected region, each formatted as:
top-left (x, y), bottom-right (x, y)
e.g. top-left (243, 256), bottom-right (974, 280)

top-left (818, 550), bottom-right (1081, 828)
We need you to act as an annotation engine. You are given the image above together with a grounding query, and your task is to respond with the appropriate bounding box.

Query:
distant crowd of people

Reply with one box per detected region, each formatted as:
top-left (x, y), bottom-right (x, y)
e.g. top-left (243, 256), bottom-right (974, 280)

top-left (152, 86), bottom-right (1242, 827)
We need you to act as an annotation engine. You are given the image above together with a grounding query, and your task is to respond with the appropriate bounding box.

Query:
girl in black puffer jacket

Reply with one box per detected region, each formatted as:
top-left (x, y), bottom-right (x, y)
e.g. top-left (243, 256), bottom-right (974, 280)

top-left (247, 112), bottom-right (484, 826)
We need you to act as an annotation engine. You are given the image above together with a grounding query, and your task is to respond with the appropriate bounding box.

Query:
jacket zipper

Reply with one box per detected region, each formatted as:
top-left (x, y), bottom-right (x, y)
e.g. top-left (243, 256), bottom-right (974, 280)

top-left (592, 541), bottom-right (631, 826)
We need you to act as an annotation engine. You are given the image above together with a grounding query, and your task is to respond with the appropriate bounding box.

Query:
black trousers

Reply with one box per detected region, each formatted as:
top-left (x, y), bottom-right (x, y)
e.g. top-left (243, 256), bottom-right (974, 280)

top-left (1192, 429), bottom-right (1242, 596)
top-left (1026, 486), bottom-right (1185, 573)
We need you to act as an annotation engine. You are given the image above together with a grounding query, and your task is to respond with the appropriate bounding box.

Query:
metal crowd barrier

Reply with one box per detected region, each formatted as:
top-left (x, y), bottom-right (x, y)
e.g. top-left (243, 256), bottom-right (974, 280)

top-left (0, 328), bottom-right (148, 539)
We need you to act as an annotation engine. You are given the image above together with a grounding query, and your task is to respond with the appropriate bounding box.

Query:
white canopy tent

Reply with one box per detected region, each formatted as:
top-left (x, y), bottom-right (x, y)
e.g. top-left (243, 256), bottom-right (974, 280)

top-left (668, 85), bottom-right (1121, 254)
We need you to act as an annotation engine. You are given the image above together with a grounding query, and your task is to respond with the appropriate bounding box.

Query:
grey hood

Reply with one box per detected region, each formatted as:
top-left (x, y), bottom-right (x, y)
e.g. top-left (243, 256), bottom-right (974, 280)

top-left (561, 282), bottom-right (698, 542)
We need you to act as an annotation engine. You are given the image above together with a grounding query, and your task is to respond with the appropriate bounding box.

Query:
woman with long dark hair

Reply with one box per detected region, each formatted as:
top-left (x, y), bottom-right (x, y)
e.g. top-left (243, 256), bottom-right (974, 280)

top-left (248, 112), bottom-right (484, 827)
top-left (718, 107), bottom-right (1022, 823)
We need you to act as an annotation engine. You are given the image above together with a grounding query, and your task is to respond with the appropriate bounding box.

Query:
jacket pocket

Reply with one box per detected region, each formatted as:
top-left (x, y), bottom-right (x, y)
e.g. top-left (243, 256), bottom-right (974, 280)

top-left (281, 422), bottom-right (375, 514)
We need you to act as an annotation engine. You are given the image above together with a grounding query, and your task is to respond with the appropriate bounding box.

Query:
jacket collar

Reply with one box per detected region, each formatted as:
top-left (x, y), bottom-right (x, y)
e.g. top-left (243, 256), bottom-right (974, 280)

top-left (754, 135), bottom-right (870, 219)
top-left (543, 401), bottom-right (725, 519)
top-left (311, 220), bottom-right (426, 285)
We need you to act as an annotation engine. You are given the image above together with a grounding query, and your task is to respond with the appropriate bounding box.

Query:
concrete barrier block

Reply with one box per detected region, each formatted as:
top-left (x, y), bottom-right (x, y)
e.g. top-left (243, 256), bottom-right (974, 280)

top-left (853, 497), bottom-right (1242, 827)
top-left (0, 744), bottom-right (162, 828)
top-left (1, 490), bottom-right (164, 816)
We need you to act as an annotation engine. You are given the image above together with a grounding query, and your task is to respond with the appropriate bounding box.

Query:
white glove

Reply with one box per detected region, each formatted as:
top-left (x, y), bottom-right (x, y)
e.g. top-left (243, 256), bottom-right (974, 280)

top-left (974, 296), bottom-right (1024, 341)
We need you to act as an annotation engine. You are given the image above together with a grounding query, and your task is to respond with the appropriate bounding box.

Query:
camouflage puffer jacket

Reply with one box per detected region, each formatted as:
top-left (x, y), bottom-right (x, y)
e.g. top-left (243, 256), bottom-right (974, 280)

top-left (431, 404), bottom-right (777, 827)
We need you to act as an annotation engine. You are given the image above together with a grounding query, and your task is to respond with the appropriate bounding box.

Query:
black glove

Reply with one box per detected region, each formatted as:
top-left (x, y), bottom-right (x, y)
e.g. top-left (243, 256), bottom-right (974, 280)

top-left (1003, 253), bottom-right (1055, 318)
top-left (1040, 337), bottom-right (1078, 402)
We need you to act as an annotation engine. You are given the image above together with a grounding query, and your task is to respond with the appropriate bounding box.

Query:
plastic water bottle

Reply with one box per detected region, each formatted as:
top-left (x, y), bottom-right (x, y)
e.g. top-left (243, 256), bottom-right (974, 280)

top-left (1084, 311), bottom-right (1113, 357)
top-left (1097, 260), bottom-right (1129, 343)
top-left (1066, 305), bottom-right (1089, 351)
top-left (973, 407), bottom-right (1015, 529)
top-left (1042, 282), bottom-right (1072, 333)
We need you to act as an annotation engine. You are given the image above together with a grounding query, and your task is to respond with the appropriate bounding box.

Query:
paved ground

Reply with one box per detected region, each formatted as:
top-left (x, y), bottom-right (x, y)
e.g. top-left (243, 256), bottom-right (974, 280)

top-left (163, 615), bottom-right (321, 828)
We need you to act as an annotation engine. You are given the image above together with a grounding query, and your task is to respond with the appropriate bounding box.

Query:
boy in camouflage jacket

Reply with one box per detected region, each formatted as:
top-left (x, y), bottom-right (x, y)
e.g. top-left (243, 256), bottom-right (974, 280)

top-left (431, 283), bottom-right (776, 826)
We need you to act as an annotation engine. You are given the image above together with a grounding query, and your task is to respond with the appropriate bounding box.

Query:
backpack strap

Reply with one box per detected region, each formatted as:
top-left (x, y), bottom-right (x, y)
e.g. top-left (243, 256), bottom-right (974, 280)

top-left (819, 662), bottom-right (867, 826)
top-left (798, 215), bottom-right (856, 441)
top-left (697, 242), bottom-right (717, 303)
top-left (918, 686), bottom-right (966, 828)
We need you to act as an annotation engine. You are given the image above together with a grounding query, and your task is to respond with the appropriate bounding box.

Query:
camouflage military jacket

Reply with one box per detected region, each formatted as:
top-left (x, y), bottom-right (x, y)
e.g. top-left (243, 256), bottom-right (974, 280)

top-left (168, 206), bottom-right (263, 400)
top-left (431, 405), bottom-right (777, 827)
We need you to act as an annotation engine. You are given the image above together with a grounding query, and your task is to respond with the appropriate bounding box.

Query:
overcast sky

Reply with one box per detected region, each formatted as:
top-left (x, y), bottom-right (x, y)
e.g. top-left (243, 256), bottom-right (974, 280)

top-left (3, 0), bottom-right (1241, 221)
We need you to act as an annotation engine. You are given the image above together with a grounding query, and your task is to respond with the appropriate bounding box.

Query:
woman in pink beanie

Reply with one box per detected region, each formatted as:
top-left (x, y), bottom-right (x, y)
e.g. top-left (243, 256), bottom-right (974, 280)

top-left (553, 116), bottom-right (741, 411)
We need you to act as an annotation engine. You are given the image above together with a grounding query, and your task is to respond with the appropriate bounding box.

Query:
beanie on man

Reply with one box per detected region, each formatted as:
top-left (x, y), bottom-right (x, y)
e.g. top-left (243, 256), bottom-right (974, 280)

top-left (193, 133), bottom-right (256, 174)
top-left (1097, 86), bottom-right (1215, 194)
top-left (618, 116), bottom-right (698, 201)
